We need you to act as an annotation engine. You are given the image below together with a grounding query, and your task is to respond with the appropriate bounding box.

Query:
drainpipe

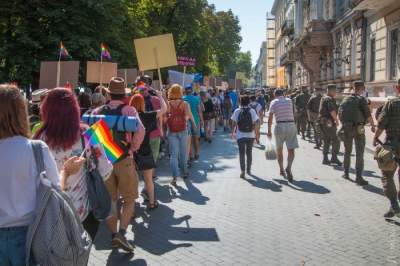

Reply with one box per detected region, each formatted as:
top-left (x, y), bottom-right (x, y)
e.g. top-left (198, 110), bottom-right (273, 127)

top-left (360, 11), bottom-right (367, 81)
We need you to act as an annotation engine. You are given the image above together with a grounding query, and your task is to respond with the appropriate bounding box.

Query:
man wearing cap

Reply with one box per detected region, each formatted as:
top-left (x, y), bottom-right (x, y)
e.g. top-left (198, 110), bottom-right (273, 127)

top-left (29, 88), bottom-right (49, 134)
top-left (319, 85), bottom-right (341, 165)
top-left (267, 89), bottom-right (299, 182)
top-left (307, 88), bottom-right (323, 149)
top-left (93, 77), bottom-right (145, 252)
top-left (338, 81), bottom-right (376, 185)
top-left (184, 84), bottom-right (204, 160)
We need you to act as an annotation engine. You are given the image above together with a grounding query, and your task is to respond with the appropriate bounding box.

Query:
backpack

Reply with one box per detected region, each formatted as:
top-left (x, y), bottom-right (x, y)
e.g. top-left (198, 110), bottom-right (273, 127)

top-left (224, 95), bottom-right (232, 110)
top-left (237, 107), bottom-right (254, 133)
top-left (26, 141), bottom-right (92, 266)
top-left (338, 95), bottom-right (364, 124)
top-left (81, 137), bottom-right (111, 221)
top-left (98, 104), bottom-right (130, 162)
top-left (167, 101), bottom-right (186, 133)
top-left (250, 102), bottom-right (259, 112)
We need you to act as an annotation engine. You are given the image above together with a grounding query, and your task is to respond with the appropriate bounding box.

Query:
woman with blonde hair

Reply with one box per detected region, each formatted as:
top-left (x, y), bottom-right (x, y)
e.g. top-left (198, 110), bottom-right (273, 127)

top-left (166, 84), bottom-right (196, 186)
top-left (129, 89), bottom-right (167, 209)
top-left (0, 84), bottom-right (84, 265)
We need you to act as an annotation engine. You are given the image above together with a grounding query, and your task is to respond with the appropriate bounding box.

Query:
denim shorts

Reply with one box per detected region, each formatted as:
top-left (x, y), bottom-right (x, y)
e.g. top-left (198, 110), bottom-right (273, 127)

top-left (187, 121), bottom-right (200, 137)
top-left (0, 226), bottom-right (28, 266)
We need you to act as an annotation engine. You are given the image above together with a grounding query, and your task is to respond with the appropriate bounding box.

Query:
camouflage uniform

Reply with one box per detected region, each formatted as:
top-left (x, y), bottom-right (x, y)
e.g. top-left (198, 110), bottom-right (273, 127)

top-left (295, 91), bottom-right (311, 139)
top-left (307, 93), bottom-right (322, 148)
top-left (338, 94), bottom-right (371, 182)
top-left (319, 95), bottom-right (340, 162)
top-left (377, 97), bottom-right (400, 208)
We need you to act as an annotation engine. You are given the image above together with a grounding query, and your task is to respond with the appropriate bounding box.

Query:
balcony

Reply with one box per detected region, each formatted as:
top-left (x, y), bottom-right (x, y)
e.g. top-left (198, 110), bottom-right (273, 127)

top-left (281, 19), bottom-right (294, 37)
top-left (296, 20), bottom-right (335, 48)
top-left (279, 50), bottom-right (298, 66)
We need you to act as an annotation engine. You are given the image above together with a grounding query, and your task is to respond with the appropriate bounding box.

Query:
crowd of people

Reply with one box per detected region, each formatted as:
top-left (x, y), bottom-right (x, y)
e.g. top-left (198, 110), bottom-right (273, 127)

top-left (1, 75), bottom-right (399, 265)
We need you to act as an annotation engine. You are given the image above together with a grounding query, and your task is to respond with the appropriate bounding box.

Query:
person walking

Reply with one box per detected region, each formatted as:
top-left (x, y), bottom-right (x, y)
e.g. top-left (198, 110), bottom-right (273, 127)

top-left (183, 84), bottom-right (203, 161)
top-left (34, 88), bottom-right (113, 240)
top-left (93, 77), bottom-right (145, 252)
top-left (201, 91), bottom-right (216, 143)
top-left (373, 79), bottom-right (400, 218)
top-left (319, 84), bottom-right (342, 166)
top-left (129, 90), bottom-right (167, 210)
top-left (267, 89), bottom-right (299, 182)
top-left (167, 84), bottom-right (196, 186)
top-left (231, 95), bottom-right (259, 179)
top-left (338, 81), bottom-right (376, 185)
top-left (250, 95), bottom-right (263, 145)
top-left (222, 91), bottom-right (233, 131)
top-left (294, 87), bottom-right (311, 139)
top-left (0, 84), bottom-right (84, 265)
top-left (307, 88), bottom-right (323, 149)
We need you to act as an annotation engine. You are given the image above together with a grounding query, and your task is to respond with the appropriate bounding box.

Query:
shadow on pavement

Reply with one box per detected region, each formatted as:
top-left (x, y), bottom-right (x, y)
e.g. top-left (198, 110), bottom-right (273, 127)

top-left (363, 183), bottom-right (384, 196)
top-left (132, 203), bottom-right (219, 256)
top-left (385, 218), bottom-right (400, 226)
top-left (332, 166), bottom-right (380, 178)
top-left (155, 180), bottom-right (210, 206)
top-left (273, 178), bottom-right (330, 194)
top-left (246, 175), bottom-right (282, 192)
top-left (106, 252), bottom-right (144, 266)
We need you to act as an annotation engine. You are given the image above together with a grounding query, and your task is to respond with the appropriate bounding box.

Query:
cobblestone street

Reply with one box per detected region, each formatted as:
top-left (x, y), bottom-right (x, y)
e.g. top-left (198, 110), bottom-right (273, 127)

top-left (89, 123), bottom-right (400, 266)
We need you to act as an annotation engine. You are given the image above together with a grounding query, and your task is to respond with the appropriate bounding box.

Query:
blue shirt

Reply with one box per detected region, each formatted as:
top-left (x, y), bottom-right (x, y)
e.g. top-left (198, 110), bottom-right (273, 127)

top-left (183, 95), bottom-right (201, 125)
top-left (228, 91), bottom-right (238, 109)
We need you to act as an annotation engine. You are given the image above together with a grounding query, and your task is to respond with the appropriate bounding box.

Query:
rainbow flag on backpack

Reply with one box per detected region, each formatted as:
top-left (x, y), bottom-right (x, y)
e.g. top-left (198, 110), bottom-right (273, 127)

top-left (83, 119), bottom-right (123, 163)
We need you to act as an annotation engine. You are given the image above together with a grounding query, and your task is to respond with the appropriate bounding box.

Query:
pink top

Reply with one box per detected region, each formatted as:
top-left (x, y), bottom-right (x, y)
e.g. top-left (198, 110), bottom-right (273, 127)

top-left (93, 100), bottom-right (145, 152)
top-left (149, 96), bottom-right (162, 138)
top-left (269, 96), bottom-right (295, 122)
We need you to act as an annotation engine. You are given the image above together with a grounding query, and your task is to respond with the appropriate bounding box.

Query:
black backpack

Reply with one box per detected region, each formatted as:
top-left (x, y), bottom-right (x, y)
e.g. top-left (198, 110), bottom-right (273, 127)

top-left (98, 104), bottom-right (130, 163)
top-left (237, 107), bottom-right (253, 133)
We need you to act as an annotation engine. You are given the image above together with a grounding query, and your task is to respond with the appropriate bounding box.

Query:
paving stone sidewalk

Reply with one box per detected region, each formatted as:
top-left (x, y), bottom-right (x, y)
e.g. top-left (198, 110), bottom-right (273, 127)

top-left (89, 123), bottom-right (400, 266)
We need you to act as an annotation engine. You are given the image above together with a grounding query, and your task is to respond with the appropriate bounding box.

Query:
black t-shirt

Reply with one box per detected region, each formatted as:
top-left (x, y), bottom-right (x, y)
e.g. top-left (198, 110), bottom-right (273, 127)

top-left (137, 111), bottom-right (157, 155)
top-left (203, 99), bottom-right (214, 113)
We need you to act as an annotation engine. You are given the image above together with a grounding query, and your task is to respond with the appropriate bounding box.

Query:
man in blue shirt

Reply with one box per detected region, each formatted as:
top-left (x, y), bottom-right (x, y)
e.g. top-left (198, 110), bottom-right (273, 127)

top-left (228, 88), bottom-right (238, 110)
top-left (183, 85), bottom-right (204, 160)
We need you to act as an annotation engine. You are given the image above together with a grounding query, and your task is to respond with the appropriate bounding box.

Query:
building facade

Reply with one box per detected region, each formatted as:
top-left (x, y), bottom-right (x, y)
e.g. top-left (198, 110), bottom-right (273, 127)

top-left (266, 12), bottom-right (277, 87)
top-left (254, 41), bottom-right (267, 87)
top-left (270, 0), bottom-right (400, 99)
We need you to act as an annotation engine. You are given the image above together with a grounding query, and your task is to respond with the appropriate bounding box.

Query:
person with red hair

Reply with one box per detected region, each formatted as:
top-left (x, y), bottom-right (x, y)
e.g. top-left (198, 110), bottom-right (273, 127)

top-left (129, 89), bottom-right (167, 209)
top-left (34, 88), bottom-right (112, 240)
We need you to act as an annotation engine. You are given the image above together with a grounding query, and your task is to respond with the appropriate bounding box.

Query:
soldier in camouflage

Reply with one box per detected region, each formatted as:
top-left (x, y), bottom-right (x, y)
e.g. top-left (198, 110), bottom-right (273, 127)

top-left (318, 84), bottom-right (342, 166)
top-left (307, 88), bottom-right (323, 149)
top-left (373, 79), bottom-right (400, 218)
top-left (338, 81), bottom-right (376, 186)
top-left (294, 87), bottom-right (311, 140)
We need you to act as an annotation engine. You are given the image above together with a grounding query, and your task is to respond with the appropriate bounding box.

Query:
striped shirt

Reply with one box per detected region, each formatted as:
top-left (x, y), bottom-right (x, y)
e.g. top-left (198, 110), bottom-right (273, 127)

top-left (269, 96), bottom-right (295, 122)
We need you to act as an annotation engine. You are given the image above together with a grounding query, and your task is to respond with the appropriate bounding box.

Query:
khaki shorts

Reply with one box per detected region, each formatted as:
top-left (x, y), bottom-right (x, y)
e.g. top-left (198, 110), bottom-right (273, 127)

top-left (105, 156), bottom-right (139, 203)
top-left (274, 122), bottom-right (299, 150)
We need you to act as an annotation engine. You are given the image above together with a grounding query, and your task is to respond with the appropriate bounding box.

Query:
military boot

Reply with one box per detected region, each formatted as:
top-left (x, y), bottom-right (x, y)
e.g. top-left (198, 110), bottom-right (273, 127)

top-left (342, 169), bottom-right (350, 180)
top-left (330, 156), bottom-right (342, 166)
top-left (356, 175), bottom-right (368, 186)
top-left (322, 155), bottom-right (330, 165)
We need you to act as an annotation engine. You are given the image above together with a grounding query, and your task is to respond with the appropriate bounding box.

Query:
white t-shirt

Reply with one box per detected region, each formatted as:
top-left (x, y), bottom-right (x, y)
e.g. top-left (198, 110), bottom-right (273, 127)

top-left (47, 138), bottom-right (112, 221)
top-left (231, 107), bottom-right (259, 139)
top-left (250, 101), bottom-right (262, 116)
top-left (0, 136), bottom-right (60, 227)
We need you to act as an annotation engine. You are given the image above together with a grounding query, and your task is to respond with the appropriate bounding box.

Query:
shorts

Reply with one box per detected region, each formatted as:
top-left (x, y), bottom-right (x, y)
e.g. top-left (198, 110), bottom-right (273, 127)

top-left (223, 108), bottom-right (232, 120)
top-left (188, 121), bottom-right (200, 137)
top-left (105, 156), bottom-right (139, 203)
top-left (149, 137), bottom-right (161, 163)
top-left (274, 123), bottom-right (299, 150)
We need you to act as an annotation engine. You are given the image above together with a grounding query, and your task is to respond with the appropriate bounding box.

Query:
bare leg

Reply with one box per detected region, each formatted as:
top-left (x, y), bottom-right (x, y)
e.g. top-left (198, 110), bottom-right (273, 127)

top-left (277, 147), bottom-right (284, 172)
top-left (287, 149), bottom-right (295, 170)
top-left (143, 169), bottom-right (155, 204)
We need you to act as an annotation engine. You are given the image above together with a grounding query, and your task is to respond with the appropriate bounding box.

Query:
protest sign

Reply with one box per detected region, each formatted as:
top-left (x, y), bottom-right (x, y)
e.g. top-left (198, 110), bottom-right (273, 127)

top-left (168, 70), bottom-right (194, 87)
top-left (117, 68), bottom-right (138, 86)
top-left (39, 61), bottom-right (79, 90)
top-left (177, 56), bottom-right (196, 66)
top-left (86, 61), bottom-right (117, 84)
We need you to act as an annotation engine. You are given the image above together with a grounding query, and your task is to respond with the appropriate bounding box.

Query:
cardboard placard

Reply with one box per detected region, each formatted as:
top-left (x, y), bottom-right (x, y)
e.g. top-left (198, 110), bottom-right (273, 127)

top-left (39, 61), bottom-right (79, 90)
top-left (215, 77), bottom-right (222, 86)
top-left (228, 79), bottom-right (236, 89)
top-left (86, 61), bottom-right (118, 84)
top-left (134, 34), bottom-right (178, 71)
top-left (117, 68), bottom-right (138, 85)
top-left (235, 72), bottom-right (246, 80)
top-left (209, 77), bottom-right (216, 87)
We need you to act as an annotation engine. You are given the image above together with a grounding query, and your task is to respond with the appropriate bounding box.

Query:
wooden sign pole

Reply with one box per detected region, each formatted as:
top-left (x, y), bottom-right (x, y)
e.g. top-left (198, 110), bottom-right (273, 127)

top-left (153, 47), bottom-right (163, 90)
top-left (100, 56), bottom-right (104, 86)
top-left (124, 69), bottom-right (127, 87)
top-left (182, 66), bottom-right (187, 87)
top-left (56, 53), bottom-right (61, 87)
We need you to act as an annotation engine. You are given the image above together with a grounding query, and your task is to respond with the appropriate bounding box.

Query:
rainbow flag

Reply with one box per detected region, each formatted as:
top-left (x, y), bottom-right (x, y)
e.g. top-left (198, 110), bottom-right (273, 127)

top-left (59, 42), bottom-right (70, 59)
top-left (83, 119), bottom-right (124, 163)
top-left (101, 43), bottom-right (111, 60)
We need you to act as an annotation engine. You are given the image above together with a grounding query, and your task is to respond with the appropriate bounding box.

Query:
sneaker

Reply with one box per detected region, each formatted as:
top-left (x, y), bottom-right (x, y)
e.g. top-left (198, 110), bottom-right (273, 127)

top-left (111, 233), bottom-right (134, 253)
top-left (285, 168), bottom-right (294, 183)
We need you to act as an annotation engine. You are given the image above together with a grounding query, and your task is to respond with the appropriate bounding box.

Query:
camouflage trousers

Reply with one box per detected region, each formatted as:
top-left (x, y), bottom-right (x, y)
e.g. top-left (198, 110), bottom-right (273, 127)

top-left (342, 126), bottom-right (365, 175)
top-left (309, 112), bottom-right (321, 146)
top-left (380, 145), bottom-right (400, 202)
top-left (320, 123), bottom-right (340, 158)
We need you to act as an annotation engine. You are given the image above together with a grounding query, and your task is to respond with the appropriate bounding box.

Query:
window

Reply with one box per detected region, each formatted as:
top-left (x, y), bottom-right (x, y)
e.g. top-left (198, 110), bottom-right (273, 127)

top-left (370, 38), bottom-right (376, 81)
top-left (390, 29), bottom-right (399, 80)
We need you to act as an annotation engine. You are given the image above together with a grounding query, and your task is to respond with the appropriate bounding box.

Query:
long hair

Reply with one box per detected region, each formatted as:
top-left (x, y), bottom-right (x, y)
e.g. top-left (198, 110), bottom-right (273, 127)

top-left (35, 88), bottom-right (82, 150)
top-left (129, 94), bottom-right (145, 113)
top-left (0, 84), bottom-right (30, 139)
top-left (168, 84), bottom-right (183, 100)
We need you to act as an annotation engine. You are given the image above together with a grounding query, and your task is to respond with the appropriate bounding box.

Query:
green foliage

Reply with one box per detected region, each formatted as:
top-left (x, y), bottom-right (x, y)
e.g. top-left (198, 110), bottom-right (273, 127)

top-left (0, 0), bottom-right (244, 87)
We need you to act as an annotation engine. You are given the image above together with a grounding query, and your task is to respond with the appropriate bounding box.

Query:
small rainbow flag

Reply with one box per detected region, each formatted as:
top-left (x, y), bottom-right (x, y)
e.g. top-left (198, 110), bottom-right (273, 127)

top-left (83, 119), bottom-right (124, 163)
top-left (101, 43), bottom-right (112, 60)
top-left (59, 42), bottom-right (70, 59)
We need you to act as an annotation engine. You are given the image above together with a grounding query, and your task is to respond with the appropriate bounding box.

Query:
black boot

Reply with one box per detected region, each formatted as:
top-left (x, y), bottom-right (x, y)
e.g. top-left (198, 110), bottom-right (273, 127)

top-left (330, 157), bottom-right (342, 166)
top-left (322, 155), bottom-right (330, 165)
top-left (356, 176), bottom-right (368, 186)
top-left (342, 169), bottom-right (350, 180)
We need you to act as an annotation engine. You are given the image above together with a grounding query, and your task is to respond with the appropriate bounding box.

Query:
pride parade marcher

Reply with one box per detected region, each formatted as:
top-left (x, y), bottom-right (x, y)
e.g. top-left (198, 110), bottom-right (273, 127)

top-left (184, 84), bottom-right (203, 161)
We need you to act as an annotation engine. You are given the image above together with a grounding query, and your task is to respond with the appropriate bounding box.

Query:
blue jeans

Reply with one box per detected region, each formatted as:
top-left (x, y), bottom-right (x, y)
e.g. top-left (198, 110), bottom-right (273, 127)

top-left (0, 226), bottom-right (28, 266)
top-left (168, 130), bottom-right (188, 178)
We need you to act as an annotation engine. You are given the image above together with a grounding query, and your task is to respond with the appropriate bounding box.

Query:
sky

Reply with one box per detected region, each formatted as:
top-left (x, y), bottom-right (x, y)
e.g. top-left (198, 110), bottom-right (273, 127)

top-left (208, 0), bottom-right (274, 66)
